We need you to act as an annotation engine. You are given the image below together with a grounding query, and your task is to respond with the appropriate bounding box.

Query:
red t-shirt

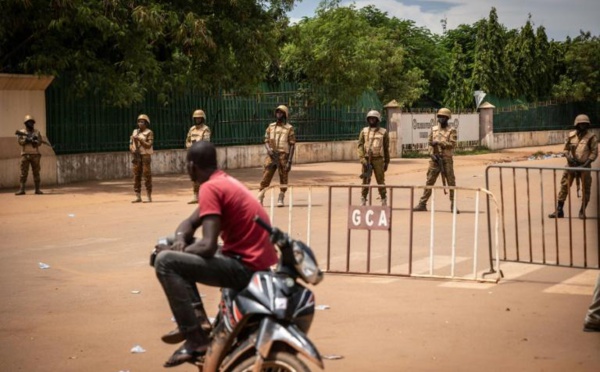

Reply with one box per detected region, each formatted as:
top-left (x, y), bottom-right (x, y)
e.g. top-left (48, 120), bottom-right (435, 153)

top-left (198, 170), bottom-right (278, 271)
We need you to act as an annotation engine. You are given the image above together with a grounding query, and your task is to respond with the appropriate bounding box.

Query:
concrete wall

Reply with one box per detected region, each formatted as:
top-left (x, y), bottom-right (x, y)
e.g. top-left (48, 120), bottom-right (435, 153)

top-left (55, 140), bottom-right (368, 185)
top-left (483, 128), bottom-right (600, 151)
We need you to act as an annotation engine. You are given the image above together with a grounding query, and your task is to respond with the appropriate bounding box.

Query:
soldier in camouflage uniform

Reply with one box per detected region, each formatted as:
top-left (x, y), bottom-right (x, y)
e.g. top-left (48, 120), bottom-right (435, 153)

top-left (185, 109), bottom-right (211, 204)
top-left (258, 105), bottom-right (296, 207)
top-left (549, 114), bottom-right (598, 219)
top-left (357, 110), bottom-right (390, 206)
top-left (130, 114), bottom-right (154, 203)
top-left (15, 115), bottom-right (45, 195)
top-left (414, 108), bottom-right (459, 213)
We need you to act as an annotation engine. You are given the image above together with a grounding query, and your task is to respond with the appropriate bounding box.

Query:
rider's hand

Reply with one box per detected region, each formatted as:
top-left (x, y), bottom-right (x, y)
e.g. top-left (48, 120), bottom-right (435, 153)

top-left (169, 239), bottom-right (187, 252)
top-left (154, 242), bottom-right (172, 253)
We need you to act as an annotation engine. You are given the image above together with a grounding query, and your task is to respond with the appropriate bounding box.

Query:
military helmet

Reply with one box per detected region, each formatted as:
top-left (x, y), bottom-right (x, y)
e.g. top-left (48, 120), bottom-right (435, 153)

top-left (275, 105), bottom-right (289, 118)
top-left (366, 110), bottom-right (381, 122)
top-left (437, 108), bottom-right (452, 119)
top-left (192, 109), bottom-right (206, 119)
top-left (137, 114), bottom-right (150, 124)
top-left (574, 114), bottom-right (590, 126)
top-left (24, 114), bottom-right (36, 124)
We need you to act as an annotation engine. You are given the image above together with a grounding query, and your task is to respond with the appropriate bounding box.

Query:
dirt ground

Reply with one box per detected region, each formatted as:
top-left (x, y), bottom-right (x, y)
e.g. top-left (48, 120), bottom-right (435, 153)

top-left (1, 144), bottom-right (599, 372)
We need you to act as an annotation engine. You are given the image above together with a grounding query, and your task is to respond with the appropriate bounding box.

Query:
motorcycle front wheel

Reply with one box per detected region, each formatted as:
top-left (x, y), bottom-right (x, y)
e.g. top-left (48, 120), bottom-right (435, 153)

top-left (229, 351), bottom-right (310, 372)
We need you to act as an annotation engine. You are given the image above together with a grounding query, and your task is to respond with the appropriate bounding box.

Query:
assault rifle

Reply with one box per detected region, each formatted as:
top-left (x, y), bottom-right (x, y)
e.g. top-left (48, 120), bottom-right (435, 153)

top-left (431, 146), bottom-right (448, 195)
top-left (15, 130), bottom-right (52, 147)
top-left (565, 153), bottom-right (582, 198)
top-left (131, 129), bottom-right (142, 163)
top-left (268, 150), bottom-right (280, 170)
top-left (360, 150), bottom-right (374, 183)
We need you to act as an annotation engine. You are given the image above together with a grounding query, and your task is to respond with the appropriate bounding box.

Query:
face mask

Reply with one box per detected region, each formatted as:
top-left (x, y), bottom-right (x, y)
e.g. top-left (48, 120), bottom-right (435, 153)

top-left (577, 124), bottom-right (589, 135)
top-left (438, 117), bottom-right (449, 126)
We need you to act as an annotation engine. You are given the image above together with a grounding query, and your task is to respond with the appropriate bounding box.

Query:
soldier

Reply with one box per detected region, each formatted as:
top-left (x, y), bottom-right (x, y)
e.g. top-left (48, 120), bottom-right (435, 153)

top-left (258, 105), bottom-right (296, 207)
top-left (130, 114), bottom-right (154, 203)
top-left (15, 115), bottom-right (45, 195)
top-left (185, 109), bottom-right (211, 204)
top-left (548, 114), bottom-right (597, 219)
top-left (357, 110), bottom-right (390, 206)
top-left (413, 108), bottom-right (459, 213)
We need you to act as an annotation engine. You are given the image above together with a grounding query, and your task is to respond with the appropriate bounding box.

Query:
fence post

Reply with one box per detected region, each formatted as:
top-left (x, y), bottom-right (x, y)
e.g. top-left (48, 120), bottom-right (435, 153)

top-left (384, 100), bottom-right (402, 158)
top-left (479, 102), bottom-right (495, 149)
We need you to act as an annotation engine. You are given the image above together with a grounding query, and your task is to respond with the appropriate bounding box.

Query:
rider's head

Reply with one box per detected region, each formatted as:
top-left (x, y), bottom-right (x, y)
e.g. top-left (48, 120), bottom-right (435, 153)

top-left (187, 141), bottom-right (217, 184)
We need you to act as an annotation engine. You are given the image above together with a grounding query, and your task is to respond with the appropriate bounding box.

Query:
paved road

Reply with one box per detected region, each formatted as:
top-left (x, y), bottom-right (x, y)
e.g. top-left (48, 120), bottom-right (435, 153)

top-left (0, 144), bottom-right (598, 371)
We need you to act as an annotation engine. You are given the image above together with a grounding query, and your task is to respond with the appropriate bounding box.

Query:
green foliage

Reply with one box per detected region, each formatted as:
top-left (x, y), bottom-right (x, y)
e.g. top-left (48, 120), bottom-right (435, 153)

top-left (0, 0), bottom-right (295, 106)
top-left (444, 42), bottom-right (473, 110)
top-left (472, 8), bottom-right (510, 97)
top-left (280, 3), bottom-right (427, 106)
top-left (552, 32), bottom-right (600, 102)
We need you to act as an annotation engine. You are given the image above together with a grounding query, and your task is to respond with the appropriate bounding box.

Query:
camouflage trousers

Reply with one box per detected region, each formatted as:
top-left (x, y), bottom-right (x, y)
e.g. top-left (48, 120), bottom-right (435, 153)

top-left (259, 152), bottom-right (290, 193)
top-left (418, 157), bottom-right (457, 205)
top-left (361, 157), bottom-right (386, 199)
top-left (132, 154), bottom-right (152, 193)
top-left (192, 181), bottom-right (200, 196)
top-left (19, 154), bottom-right (42, 184)
top-left (557, 169), bottom-right (592, 204)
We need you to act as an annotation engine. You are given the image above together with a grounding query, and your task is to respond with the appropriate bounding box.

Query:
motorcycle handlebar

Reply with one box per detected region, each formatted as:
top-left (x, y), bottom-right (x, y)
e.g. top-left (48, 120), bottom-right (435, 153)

top-left (253, 215), bottom-right (273, 233)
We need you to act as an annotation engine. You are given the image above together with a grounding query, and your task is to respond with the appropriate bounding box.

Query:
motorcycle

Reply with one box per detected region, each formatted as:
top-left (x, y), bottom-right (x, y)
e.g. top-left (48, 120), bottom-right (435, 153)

top-left (153, 216), bottom-right (325, 372)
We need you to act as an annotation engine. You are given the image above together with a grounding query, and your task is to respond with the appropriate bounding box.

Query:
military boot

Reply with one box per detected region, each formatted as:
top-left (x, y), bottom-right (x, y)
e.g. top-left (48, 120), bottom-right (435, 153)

top-left (132, 193), bottom-right (142, 203)
top-left (34, 181), bottom-right (43, 195)
top-left (15, 183), bottom-right (26, 196)
top-left (381, 197), bottom-right (387, 207)
top-left (450, 202), bottom-right (460, 214)
top-left (413, 203), bottom-right (427, 212)
top-left (277, 192), bottom-right (285, 207)
top-left (146, 192), bottom-right (152, 203)
top-left (548, 200), bottom-right (564, 218)
top-left (579, 200), bottom-right (589, 219)
top-left (360, 197), bottom-right (367, 206)
top-left (187, 193), bottom-right (198, 204)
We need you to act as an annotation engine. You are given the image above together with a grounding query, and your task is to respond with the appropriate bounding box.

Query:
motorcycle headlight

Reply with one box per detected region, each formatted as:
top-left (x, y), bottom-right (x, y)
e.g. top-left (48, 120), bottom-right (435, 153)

top-left (292, 241), bottom-right (324, 285)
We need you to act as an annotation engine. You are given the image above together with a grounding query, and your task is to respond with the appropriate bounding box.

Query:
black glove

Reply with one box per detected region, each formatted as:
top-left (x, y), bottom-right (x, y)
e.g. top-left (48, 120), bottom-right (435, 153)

top-left (384, 162), bottom-right (389, 172)
top-left (285, 162), bottom-right (292, 172)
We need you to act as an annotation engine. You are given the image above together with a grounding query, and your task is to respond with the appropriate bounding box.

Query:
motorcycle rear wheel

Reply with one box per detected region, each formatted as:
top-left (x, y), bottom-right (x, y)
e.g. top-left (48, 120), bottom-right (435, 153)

top-left (229, 351), bottom-right (310, 372)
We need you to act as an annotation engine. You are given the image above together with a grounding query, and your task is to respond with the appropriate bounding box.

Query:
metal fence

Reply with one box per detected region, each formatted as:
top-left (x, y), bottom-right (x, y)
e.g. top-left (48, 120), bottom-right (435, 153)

top-left (46, 79), bottom-right (384, 155)
top-left (493, 100), bottom-right (600, 133)
top-left (485, 164), bottom-right (600, 269)
top-left (259, 183), bottom-right (502, 283)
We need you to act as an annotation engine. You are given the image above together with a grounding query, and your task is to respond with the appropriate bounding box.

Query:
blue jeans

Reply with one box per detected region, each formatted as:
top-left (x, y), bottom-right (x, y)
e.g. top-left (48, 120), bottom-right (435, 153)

top-left (155, 250), bottom-right (254, 333)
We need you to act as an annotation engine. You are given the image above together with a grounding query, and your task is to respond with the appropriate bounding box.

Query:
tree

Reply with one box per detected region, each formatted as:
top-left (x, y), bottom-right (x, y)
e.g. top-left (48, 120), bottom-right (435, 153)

top-left (504, 15), bottom-right (537, 100)
top-left (0, 0), bottom-right (295, 106)
top-left (444, 42), bottom-right (472, 110)
top-left (552, 32), bottom-right (600, 102)
top-left (281, 3), bottom-right (427, 106)
top-left (471, 8), bottom-right (510, 97)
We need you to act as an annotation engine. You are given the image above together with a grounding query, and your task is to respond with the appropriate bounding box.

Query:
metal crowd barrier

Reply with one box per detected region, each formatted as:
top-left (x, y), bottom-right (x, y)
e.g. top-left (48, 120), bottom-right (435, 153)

top-left (485, 164), bottom-right (600, 269)
top-left (258, 184), bottom-right (502, 283)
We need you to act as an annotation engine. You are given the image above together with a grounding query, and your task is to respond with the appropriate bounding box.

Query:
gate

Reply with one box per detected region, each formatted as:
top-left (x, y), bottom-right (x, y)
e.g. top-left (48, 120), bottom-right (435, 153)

top-left (259, 184), bottom-right (502, 283)
top-left (485, 164), bottom-right (600, 269)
